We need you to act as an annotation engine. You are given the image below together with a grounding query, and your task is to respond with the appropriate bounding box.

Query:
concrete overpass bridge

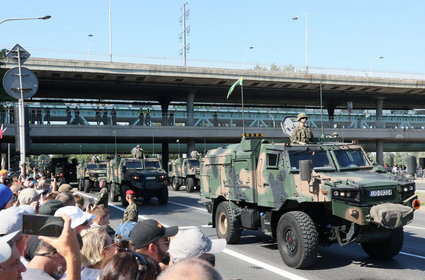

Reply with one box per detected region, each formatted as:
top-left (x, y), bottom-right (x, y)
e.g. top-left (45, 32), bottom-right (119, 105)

top-left (3, 57), bottom-right (425, 165)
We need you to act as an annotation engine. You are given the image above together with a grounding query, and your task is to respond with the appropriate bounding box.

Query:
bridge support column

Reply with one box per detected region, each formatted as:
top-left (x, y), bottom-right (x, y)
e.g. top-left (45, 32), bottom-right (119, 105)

top-left (187, 140), bottom-right (195, 156)
top-left (160, 100), bottom-right (169, 126)
top-left (187, 91), bottom-right (195, 126)
top-left (375, 98), bottom-right (385, 165)
top-left (162, 142), bottom-right (169, 173)
top-left (376, 139), bottom-right (384, 165)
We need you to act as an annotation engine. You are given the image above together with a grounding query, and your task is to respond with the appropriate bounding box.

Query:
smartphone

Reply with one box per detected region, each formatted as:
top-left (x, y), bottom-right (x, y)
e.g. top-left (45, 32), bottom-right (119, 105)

top-left (22, 214), bottom-right (64, 237)
top-left (88, 198), bottom-right (95, 207)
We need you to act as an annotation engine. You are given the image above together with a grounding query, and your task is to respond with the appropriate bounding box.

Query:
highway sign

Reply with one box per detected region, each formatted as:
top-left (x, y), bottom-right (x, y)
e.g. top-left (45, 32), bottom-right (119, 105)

top-left (6, 44), bottom-right (30, 65)
top-left (2, 67), bottom-right (39, 99)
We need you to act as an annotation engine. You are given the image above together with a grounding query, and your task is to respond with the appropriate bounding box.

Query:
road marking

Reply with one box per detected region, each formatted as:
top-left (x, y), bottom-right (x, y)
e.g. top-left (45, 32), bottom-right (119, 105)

top-left (77, 192), bottom-right (425, 273)
top-left (405, 225), bottom-right (425, 230)
top-left (223, 249), bottom-right (309, 280)
top-left (168, 200), bottom-right (207, 212)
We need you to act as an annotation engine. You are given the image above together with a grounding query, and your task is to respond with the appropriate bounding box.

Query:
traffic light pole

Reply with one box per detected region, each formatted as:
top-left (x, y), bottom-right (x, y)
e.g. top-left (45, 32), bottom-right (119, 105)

top-left (17, 48), bottom-right (26, 178)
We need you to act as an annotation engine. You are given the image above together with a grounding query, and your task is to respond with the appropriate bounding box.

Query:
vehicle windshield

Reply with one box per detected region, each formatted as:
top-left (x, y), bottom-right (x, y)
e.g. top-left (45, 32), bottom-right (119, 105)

top-left (188, 160), bottom-right (200, 167)
top-left (288, 150), bottom-right (333, 170)
top-left (87, 164), bottom-right (107, 170)
top-left (333, 148), bottom-right (370, 168)
top-left (125, 162), bottom-right (142, 169)
top-left (145, 161), bottom-right (161, 169)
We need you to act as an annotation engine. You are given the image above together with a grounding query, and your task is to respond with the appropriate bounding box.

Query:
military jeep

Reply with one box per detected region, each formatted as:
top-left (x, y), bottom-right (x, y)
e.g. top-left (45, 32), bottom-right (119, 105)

top-left (77, 161), bottom-right (108, 192)
top-left (107, 156), bottom-right (168, 206)
top-left (169, 155), bottom-right (200, 192)
top-left (200, 137), bottom-right (420, 268)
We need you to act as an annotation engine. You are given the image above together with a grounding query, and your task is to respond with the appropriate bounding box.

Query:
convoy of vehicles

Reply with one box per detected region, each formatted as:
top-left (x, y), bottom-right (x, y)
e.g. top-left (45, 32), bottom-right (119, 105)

top-left (76, 161), bottom-right (108, 192)
top-left (168, 155), bottom-right (200, 192)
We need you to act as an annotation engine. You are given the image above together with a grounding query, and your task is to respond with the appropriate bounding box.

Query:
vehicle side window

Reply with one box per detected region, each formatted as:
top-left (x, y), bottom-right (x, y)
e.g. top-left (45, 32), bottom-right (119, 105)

top-left (266, 153), bottom-right (279, 168)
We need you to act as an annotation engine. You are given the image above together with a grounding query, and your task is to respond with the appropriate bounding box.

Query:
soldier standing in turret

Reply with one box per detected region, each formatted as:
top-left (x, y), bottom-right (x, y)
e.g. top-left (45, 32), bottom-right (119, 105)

top-left (291, 112), bottom-right (314, 144)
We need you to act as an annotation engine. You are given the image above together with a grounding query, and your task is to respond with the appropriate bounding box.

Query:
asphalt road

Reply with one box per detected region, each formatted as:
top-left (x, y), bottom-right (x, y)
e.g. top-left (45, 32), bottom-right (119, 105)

top-left (76, 188), bottom-right (425, 280)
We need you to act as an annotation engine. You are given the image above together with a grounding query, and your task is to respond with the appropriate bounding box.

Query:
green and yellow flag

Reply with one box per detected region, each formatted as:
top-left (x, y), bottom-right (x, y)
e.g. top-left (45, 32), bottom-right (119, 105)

top-left (227, 77), bottom-right (243, 99)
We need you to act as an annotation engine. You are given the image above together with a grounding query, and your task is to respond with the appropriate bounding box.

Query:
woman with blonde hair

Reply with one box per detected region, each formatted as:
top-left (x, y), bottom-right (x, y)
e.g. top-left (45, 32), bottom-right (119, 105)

top-left (80, 227), bottom-right (116, 280)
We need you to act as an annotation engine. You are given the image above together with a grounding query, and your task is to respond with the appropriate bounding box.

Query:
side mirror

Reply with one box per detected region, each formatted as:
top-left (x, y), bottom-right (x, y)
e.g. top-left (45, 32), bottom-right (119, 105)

top-left (299, 160), bottom-right (312, 182)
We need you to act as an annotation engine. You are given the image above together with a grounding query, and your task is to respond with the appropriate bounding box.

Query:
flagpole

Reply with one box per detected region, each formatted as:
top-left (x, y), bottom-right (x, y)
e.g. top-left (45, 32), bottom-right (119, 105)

top-left (241, 82), bottom-right (245, 135)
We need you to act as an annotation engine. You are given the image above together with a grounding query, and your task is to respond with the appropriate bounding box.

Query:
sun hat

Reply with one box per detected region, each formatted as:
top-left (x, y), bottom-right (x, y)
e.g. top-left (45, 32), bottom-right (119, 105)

top-left (54, 206), bottom-right (95, 229)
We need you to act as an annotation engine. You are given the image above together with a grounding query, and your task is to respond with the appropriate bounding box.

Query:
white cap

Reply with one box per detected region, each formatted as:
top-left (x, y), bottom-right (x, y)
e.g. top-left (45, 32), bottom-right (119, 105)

top-left (54, 206), bottom-right (95, 229)
top-left (0, 206), bottom-right (35, 236)
top-left (0, 241), bottom-right (11, 263)
top-left (168, 228), bottom-right (226, 263)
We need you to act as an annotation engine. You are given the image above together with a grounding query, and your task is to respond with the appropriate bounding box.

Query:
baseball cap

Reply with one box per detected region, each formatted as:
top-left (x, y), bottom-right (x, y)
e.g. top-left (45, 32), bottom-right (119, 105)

top-left (18, 188), bottom-right (40, 205)
top-left (0, 206), bottom-right (35, 236)
top-left (130, 219), bottom-right (178, 249)
top-left (54, 206), bottom-right (95, 229)
top-left (38, 200), bottom-right (64, 215)
top-left (58, 184), bottom-right (78, 193)
top-left (0, 230), bottom-right (20, 264)
top-left (0, 184), bottom-right (13, 210)
top-left (126, 189), bottom-right (136, 196)
top-left (115, 222), bottom-right (137, 241)
top-left (168, 228), bottom-right (226, 263)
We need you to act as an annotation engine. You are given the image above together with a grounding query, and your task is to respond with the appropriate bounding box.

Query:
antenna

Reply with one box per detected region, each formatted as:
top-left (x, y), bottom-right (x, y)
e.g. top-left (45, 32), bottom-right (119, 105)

top-left (179, 2), bottom-right (190, 66)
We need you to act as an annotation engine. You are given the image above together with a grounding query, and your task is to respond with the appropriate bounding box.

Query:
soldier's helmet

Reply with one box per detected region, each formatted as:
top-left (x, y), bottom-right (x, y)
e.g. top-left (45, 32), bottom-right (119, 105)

top-left (136, 145), bottom-right (140, 148)
top-left (297, 112), bottom-right (308, 121)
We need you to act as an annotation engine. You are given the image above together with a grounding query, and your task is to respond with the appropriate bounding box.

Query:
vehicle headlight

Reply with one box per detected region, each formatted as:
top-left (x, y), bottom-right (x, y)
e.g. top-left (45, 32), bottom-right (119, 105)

top-left (159, 175), bottom-right (166, 179)
top-left (132, 176), bottom-right (140, 180)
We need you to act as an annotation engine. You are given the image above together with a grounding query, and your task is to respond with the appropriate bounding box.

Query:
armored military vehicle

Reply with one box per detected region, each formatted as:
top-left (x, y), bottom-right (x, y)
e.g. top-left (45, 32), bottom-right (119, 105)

top-left (107, 156), bottom-right (168, 206)
top-left (77, 161), bottom-right (108, 192)
top-left (200, 137), bottom-right (420, 268)
top-left (169, 153), bottom-right (200, 192)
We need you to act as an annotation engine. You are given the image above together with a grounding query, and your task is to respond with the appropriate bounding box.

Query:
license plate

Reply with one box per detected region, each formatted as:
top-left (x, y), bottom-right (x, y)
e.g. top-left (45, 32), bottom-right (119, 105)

top-left (146, 177), bottom-right (156, 180)
top-left (369, 189), bottom-right (392, 197)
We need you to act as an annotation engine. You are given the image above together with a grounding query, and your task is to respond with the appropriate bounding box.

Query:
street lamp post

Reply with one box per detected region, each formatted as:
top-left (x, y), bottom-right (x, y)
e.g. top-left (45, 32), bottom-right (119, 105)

top-left (109, 0), bottom-right (113, 62)
top-left (88, 34), bottom-right (94, 60)
top-left (0, 15), bottom-right (51, 25)
top-left (292, 13), bottom-right (308, 72)
top-left (1, 15), bottom-right (51, 179)
top-left (244, 46), bottom-right (254, 70)
top-left (369, 56), bottom-right (384, 76)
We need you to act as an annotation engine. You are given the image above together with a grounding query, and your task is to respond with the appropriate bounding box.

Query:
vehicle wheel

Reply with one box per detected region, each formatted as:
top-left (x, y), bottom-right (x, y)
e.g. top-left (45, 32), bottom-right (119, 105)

top-left (157, 186), bottom-right (168, 205)
top-left (215, 201), bottom-right (242, 244)
top-left (361, 228), bottom-right (404, 259)
top-left (121, 185), bottom-right (129, 207)
top-left (109, 183), bottom-right (118, 202)
top-left (186, 177), bottom-right (195, 193)
top-left (84, 179), bottom-right (90, 193)
top-left (172, 177), bottom-right (180, 191)
top-left (276, 211), bottom-right (319, 269)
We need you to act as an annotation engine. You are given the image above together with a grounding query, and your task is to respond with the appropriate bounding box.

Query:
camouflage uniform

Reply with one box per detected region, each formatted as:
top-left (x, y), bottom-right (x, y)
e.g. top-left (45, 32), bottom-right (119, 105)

top-left (291, 125), bottom-right (314, 143)
top-left (96, 187), bottom-right (109, 208)
top-left (123, 202), bottom-right (138, 223)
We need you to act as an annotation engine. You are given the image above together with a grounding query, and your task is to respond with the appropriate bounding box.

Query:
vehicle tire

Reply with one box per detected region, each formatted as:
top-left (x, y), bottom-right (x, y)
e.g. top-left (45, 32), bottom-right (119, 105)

top-left (172, 177), bottom-right (180, 191)
top-left (157, 186), bottom-right (169, 205)
top-left (186, 177), bottom-right (195, 193)
top-left (84, 179), bottom-right (90, 193)
top-left (361, 228), bottom-right (404, 259)
top-left (109, 183), bottom-right (118, 202)
top-left (276, 211), bottom-right (319, 269)
top-left (121, 185), bottom-right (129, 207)
top-left (215, 201), bottom-right (242, 244)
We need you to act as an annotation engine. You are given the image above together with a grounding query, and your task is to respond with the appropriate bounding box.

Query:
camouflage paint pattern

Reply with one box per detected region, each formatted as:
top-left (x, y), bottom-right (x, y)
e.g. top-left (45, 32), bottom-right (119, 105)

top-left (201, 138), bottom-right (418, 228)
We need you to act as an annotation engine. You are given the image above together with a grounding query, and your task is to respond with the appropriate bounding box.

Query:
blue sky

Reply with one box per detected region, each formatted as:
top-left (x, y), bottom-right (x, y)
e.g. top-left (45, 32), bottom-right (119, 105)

top-left (1, 1), bottom-right (425, 74)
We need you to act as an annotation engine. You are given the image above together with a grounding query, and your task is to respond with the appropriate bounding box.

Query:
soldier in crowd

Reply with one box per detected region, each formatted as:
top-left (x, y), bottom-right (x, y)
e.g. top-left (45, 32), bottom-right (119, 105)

top-left (95, 178), bottom-right (109, 208)
top-left (138, 108), bottom-right (144, 126)
top-left (45, 107), bottom-right (51, 124)
top-left (66, 106), bottom-right (71, 124)
top-left (145, 109), bottom-right (151, 126)
top-left (123, 189), bottom-right (138, 223)
top-left (103, 109), bottom-right (108, 125)
top-left (96, 106), bottom-right (101, 125)
top-left (111, 108), bottom-right (117, 125)
top-left (131, 145), bottom-right (144, 159)
top-left (291, 112), bottom-right (314, 144)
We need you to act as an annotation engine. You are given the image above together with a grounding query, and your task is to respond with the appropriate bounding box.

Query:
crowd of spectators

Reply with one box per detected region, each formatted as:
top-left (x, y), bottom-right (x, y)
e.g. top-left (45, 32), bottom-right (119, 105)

top-left (0, 168), bottom-right (226, 280)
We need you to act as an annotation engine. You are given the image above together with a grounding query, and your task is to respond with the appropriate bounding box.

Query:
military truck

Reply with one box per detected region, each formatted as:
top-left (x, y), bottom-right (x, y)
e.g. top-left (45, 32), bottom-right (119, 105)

top-left (46, 157), bottom-right (77, 184)
top-left (169, 154), bottom-right (200, 192)
top-left (200, 137), bottom-right (420, 268)
top-left (107, 156), bottom-right (169, 206)
top-left (77, 161), bottom-right (108, 192)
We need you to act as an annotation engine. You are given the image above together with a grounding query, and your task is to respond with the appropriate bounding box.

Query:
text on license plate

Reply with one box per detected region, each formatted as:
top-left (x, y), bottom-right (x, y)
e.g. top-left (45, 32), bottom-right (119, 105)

top-left (146, 177), bottom-right (156, 180)
top-left (369, 189), bottom-right (392, 197)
